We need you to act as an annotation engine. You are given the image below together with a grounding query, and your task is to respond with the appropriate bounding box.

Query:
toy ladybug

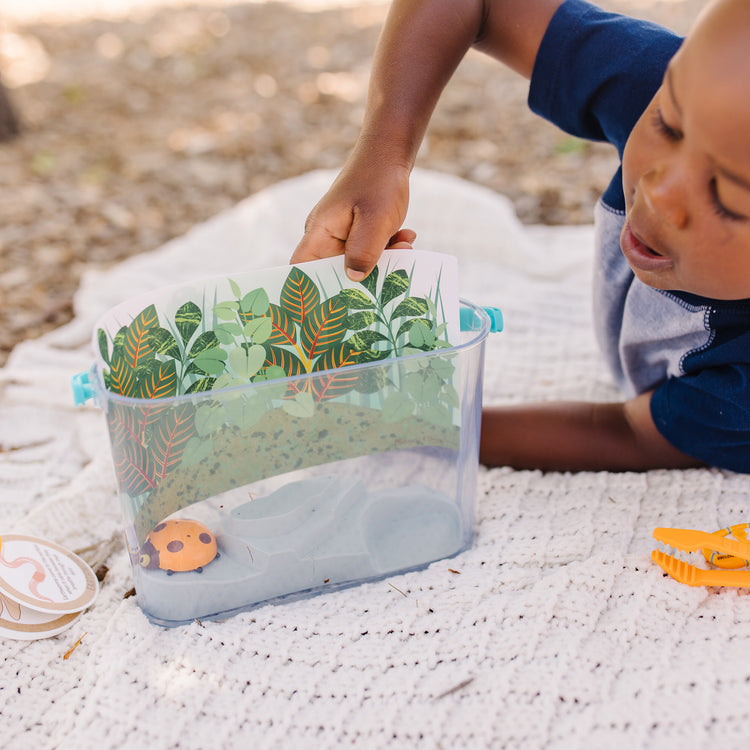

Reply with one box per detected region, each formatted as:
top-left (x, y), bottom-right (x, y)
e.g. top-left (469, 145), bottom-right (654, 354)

top-left (139, 519), bottom-right (218, 575)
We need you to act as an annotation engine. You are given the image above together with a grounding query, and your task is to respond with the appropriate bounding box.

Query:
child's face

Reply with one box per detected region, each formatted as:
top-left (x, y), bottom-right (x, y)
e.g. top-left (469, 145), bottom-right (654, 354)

top-left (621, 0), bottom-right (750, 300)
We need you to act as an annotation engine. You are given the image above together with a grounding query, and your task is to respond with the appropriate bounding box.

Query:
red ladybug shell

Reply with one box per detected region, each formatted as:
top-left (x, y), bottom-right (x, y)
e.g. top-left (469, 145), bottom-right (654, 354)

top-left (139, 519), bottom-right (217, 574)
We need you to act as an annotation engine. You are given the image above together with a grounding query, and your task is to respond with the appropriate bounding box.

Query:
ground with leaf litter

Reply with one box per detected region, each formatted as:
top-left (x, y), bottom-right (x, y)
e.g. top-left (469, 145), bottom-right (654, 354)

top-left (0, 0), bottom-right (701, 366)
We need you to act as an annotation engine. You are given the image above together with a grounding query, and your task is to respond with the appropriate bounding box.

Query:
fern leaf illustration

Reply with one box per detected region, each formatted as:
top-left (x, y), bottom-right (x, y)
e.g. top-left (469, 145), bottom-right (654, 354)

top-left (123, 304), bottom-right (158, 370)
top-left (300, 297), bottom-right (348, 360)
top-left (109, 352), bottom-right (137, 397)
top-left (137, 359), bottom-right (178, 400)
top-left (265, 303), bottom-right (297, 346)
top-left (310, 342), bottom-right (363, 401)
top-left (280, 267), bottom-right (320, 325)
top-left (263, 344), bottom-right (305, 377)
top-left (114, 441), bottom-right (156, 497)
top-left (151, 403), bottom-right (197, 480)
top-left (108, 403), bottom-right (143, 447)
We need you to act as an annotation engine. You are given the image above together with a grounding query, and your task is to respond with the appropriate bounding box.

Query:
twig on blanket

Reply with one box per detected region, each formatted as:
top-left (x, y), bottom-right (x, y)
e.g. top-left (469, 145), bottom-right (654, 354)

top-left (389, 582), bottom-right (407, 597)
top-left (63, 632), bottom-right (87, 660)
top-left (433, 677), bottom-right (475, 701)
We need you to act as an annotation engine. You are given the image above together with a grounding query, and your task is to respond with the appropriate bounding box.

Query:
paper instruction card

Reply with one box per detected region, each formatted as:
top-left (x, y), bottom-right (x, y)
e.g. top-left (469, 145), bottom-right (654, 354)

top-left (0, 534), bottom-right (98, 640)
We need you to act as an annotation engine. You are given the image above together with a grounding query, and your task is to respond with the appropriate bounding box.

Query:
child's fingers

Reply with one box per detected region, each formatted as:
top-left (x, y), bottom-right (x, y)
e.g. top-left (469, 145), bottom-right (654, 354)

top-left (341, 215), bottom-right (406, 281)
top-left (290, 220), bottom-right (346, 264)
top-left (388, 228), bottom-right (416, 248)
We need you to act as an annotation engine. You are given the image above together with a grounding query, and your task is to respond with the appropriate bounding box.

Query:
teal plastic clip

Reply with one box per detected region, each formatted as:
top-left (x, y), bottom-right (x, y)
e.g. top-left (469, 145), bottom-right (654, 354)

top-left (71, 370), bottom-right (94, 406)
top-left (460, 305), bottom-right (503, 333)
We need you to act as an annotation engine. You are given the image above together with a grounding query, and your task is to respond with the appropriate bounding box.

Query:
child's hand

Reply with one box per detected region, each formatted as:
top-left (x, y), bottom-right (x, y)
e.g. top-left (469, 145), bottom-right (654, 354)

top-left (385, 227), bottom-right (417, 250)
top-left (290, 160), bottom-right (414, 281)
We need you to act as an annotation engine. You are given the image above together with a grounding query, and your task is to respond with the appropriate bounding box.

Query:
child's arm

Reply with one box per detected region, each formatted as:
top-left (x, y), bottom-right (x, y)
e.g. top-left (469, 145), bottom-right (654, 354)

top-left (480, 392), bottom-right (703, 471)
top-left (290, 0), bottom-right (564, 279)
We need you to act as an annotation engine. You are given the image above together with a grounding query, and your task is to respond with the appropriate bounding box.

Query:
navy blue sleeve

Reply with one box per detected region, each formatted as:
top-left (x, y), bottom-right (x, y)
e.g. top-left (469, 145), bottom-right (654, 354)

top-left (528, 0), bottom-right (683, 158)
top-left (651, 371), bottom-right (750, 473)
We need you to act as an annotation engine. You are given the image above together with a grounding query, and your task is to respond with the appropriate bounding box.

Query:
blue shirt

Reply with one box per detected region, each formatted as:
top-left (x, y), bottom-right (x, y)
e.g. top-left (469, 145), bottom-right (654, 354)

top-left (528, 0), bottom-right (750, 472)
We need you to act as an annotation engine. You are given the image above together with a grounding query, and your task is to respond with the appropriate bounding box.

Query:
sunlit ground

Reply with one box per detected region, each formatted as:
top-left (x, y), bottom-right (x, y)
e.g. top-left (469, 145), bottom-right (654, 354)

top-left (0, 0), bottom-right (699, 25)
top-left (2, 0), bottom-right (387, 24)
top-left (0, 0), bottom-right (704, 364)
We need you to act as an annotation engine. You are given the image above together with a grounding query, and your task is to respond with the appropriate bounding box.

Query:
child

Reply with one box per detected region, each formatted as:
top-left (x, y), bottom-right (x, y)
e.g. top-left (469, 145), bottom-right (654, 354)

top-left (290, 0), bottom-right (750, 473)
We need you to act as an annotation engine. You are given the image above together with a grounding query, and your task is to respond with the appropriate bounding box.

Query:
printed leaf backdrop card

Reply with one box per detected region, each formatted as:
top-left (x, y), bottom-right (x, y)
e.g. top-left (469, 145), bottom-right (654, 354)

top-left (94, 249), bottom-right (460, 400)
top-left (91, 250), bottom-right (462, 541)
top-left (79, 249), bottom-right (495, 625)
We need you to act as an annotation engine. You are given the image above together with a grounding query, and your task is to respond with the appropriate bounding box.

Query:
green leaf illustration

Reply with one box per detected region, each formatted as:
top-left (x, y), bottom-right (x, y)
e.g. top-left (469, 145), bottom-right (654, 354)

top-left (175, 301), bottom-right (201, 345)
top-left (151, 403), bottom-right (197, 480)
top-left (312, 341), bottom-right (361, 373)
top-left (346, 310), bottom-right (378, 330)
top-left (339, 288), bottom-right (375, 310)
top-left (281, 266), bottom-right (320, 325)
top-left (114, 440), bottom-right (156, 496)
top-left (192, 348), bottom-right (228, 376)
top-left (211, 373), bottom-right (246, 391)
top-left (428, 357), bottom-right (456, 381)
top-left (347, 329), bottom-right (389, 351)
top-left (222, 394), bottom-right (268, 430)
top-left (213, 301), bottom-right (239, 321)
top-left (108, 351), bottom-right (137, 397)
top-left (282, 391), bottom-right (315, 418)
top-left (405, 370), bottom-right (442, 403)
top-left (98, 329), bottom-right (110, 365)
top-left (426, 296), bottom-right (439, 319)
top-left (300, 296), bottom-right (348, 360)
top-left (112, 326), bottom-right (126, 351)
top-left (407, 319), bottom-right (436, 349)
top-left (380, 269), bottom-right (409, 306)
top-left (214, 322), bottom-right (242, 345)
top-left (311, 343), bottom-right (362, 400)
top-left (137, 359), bottom-right (178, 400)
top-left (392, 296), bottom-right (429, 319)
top-left (361, 266), bottom-right (379, 297)
top-left (396, 317), bottom-right (433, 346)
top-left (265, 303), bottom-right (296, 347)
top-left (262, 345), bottom-right (305, 377)
top-left (346, 329), bottom-right (392, 362)
top-left (228, 344), bottom-right (266, 380)
top-left (243, 316), bottom-right (273, 344)
top-left (353, 367), bottom-right (388, 394)
top-left (188, 330), bottom-right (220, 358)
top-left (148, 327), bottom-right (181, 360)
top-left (381, 391), bottom-right (414, 423)
top-left (240, 288), bottom-right (270, 317)
top-left (108, 403), bottom-right (144, 447)
top-left (185, 377), bottom-right (216, 394)
top-left (123, 304), bottom-right (158, 370)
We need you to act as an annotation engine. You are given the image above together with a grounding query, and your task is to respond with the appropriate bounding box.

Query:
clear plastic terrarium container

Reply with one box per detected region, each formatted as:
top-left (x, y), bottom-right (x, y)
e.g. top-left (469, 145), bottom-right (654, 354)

top-left (72, 255), bottom-right (501, 626)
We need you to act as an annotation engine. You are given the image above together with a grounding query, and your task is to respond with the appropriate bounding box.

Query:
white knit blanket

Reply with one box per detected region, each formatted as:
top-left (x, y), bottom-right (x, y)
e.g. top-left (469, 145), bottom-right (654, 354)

top-left (3, 169), bottom-right (749, 749)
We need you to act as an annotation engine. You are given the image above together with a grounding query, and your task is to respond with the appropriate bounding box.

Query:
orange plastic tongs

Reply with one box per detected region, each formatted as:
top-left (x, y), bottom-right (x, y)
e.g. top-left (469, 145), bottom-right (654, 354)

top-left (652, 526), bottom-right (750, 587)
